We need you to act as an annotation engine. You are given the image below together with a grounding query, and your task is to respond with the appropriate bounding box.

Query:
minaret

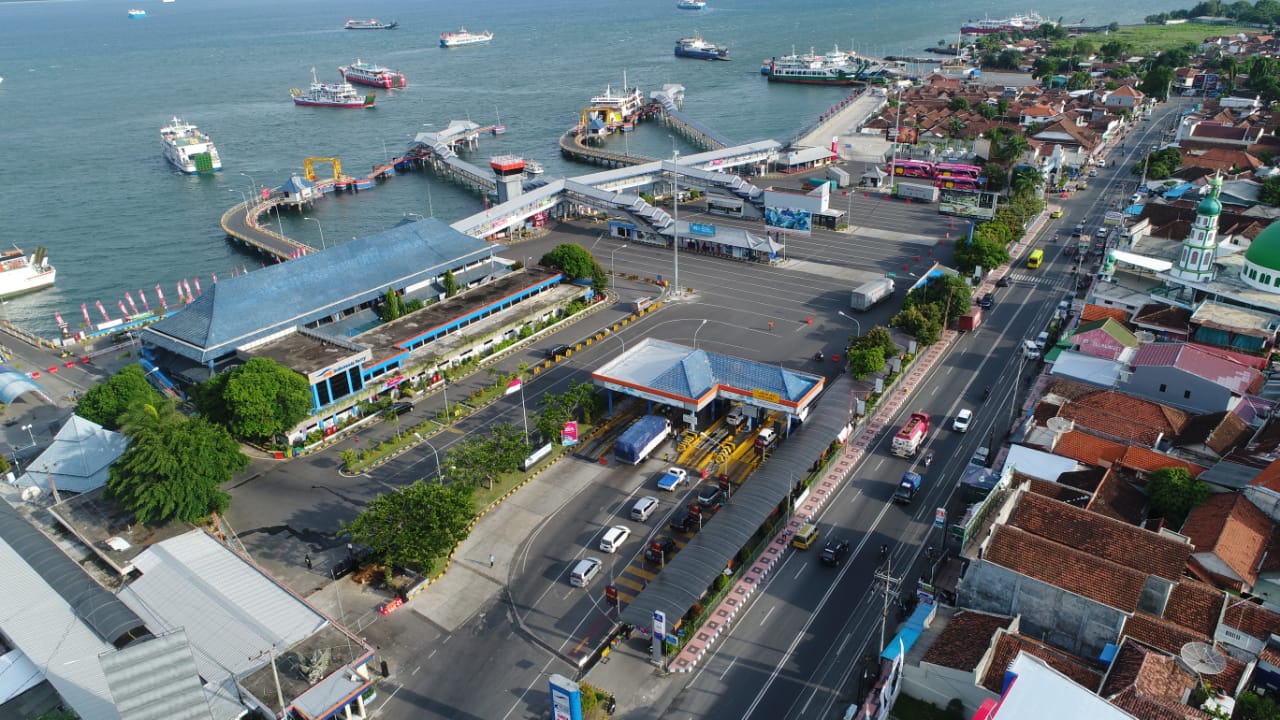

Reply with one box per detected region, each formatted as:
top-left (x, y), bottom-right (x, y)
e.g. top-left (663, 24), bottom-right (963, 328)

top-left (1169, 173), bottom-right (1223, 282)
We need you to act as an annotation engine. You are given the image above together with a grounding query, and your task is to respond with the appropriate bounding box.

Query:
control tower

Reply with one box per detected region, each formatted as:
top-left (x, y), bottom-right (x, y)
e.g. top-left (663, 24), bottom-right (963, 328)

top-left (490, 155), bottom-right (526, 204)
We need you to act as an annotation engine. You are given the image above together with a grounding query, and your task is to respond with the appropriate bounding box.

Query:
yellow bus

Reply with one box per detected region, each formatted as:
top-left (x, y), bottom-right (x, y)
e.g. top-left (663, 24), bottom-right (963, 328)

top-left (1027, 249), bottom-right (1044, 269)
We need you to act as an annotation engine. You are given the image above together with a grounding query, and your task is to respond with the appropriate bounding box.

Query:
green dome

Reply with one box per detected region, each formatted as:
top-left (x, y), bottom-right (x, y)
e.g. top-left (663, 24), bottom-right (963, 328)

top-left (1246, 220), bottom-right (1280, 272)
top-left (1197, 194), bottom-right (1221, 217)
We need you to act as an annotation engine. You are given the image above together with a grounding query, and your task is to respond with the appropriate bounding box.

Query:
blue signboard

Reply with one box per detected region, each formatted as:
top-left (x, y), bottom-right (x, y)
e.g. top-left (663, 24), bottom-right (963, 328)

top-left (689, 222), bottom-right (716, 237)
top-left (549, 674), bottom-right (583, 720)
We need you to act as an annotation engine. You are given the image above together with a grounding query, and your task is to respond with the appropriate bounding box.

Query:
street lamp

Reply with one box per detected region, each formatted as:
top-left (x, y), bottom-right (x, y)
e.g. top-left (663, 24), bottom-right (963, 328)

top-left (422, 439), bottom-right (442, 482)
top-left (229, 189), bottom-right (250, 224)
top-left (837, 311), bottom-right (863, 338)
top-left (609, 244), bottom-right (627, 288)
top-left (669, 140), bottom-right (681, 296)
top-left (692, 318), bottom-right (708, 349)
top-left (303, 217), bottom-right (326, 249)
top-left (20, 424), bottom-right (34, 448)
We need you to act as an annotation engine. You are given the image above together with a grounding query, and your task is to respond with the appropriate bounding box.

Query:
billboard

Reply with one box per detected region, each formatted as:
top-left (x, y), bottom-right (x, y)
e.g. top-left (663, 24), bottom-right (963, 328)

top-left (764, 206), bottom-right (812, 234)
top-left (548, 674), bottom-right (583, 720)
top-left (938, 189), bottom-right (997, 221)
top-left (889, 126), bottom-right (919, 144)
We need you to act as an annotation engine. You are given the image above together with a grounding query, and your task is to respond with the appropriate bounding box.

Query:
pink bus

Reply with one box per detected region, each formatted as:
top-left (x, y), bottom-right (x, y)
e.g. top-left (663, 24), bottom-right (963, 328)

top-left (933, 162), bottom-right (984, 180)
top-left (889, 160), bottom-right (934, 179)
top-left (934, 176), bottom-right (983, 191)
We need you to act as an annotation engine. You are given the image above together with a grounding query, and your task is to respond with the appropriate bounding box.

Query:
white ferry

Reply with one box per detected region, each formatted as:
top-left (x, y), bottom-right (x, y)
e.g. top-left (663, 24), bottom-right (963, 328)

top-left (0, 246), bottom-right (55, 299)
top-left (161, 116), bottom-right (222, 173)
top-left (440, 28), bottom-right (494, 48)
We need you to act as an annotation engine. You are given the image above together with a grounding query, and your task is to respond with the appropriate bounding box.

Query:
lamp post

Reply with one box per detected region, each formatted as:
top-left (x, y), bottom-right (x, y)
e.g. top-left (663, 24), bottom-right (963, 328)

top-left (519, 380), bottom-right (530, 443)
top-left (239, 171), bottom-right (257, 199)
top-left (303, 217), bottom-right (326, 249)
top-left (837, 311), bottom-right (863, 338)
top-left (609, 244), bottom-right (627, 288)
top-left (422, 439), bottom-right (442, 482)
top-left (669, 141), bottom-right (681, 296)
top-left (20, 424), bottom-right (34, 449)
top-left (693, 318), bottom-right (708, 349)
top-left (229, 189), bottom-right (250, 224)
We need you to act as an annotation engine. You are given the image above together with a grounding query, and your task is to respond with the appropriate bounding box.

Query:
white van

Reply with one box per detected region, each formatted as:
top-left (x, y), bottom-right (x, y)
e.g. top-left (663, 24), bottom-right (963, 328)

top-left (1035, 331), bottom-right (1050, 350)
top-left (569, 557), bottom-right (602, 587)
top-left (630, 496), bottom-right (660, 522)
top-left (1022, 340), bottom-right (1040, 359)
top-left (599, 525), bottom-right (631, 553)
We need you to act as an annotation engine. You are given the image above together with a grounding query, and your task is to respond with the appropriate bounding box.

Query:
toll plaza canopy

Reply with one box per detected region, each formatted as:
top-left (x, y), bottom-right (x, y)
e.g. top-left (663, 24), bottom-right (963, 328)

top-left (618, 373), bottom-right (855, 631)
top-left (591, 338), bottom-right (825, 419)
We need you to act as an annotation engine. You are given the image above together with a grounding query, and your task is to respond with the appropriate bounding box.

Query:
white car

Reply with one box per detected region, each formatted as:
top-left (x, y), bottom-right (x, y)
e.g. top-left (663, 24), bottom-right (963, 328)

top-left (952, 409), bottom-right (973, 432)
top-left (569, 557), bottom-right (603, 587)
top-left (599, 525), bottom-right (631, 553)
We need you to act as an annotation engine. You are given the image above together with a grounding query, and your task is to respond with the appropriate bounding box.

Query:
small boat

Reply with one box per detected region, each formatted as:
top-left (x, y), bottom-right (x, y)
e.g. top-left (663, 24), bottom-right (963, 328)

top-left (524, 159), bottom-right (544, 175)
top-left (675, 33), bottom-right (729, 60)
top-left (0, 246), bottom-right (55, 299)
top-left (127, 8), bottom-right (146, 18)
top-left (290, 68), bottom-right (376, 108)
top-left (339, 59), bottom-right (407, 89)
top-left (677, 0), bottom-right (707, 9)
top-left (345, 18), bottom-right (398, 30)
top-left (161, 116), bottom-right (222, 174)
top-left (440, 27), bottom-right (494, 48)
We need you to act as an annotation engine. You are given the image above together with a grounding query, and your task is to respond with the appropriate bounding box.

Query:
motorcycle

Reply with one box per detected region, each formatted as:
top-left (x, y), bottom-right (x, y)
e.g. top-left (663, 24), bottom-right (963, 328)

top-left (922, 451), bottom-right (934, 469)
top-left (982, 386), bottom-right (991, 401)
top-left (814, 351), bottom-right (825, 362)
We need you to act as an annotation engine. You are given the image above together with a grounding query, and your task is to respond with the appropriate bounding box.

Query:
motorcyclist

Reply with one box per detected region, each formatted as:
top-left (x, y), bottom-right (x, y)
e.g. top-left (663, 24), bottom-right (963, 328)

top-left (879, 544), bottom-right (889, 561)
top-left (982, 386), bottom-right (991, 401)
top-left (815, 350), bottom-right (824, 361)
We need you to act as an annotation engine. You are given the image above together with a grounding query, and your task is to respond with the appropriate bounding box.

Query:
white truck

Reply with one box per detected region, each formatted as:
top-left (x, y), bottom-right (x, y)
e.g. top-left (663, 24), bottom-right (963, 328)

top-left (897, 182), bottom-right (940, 203)
top-left (850, 277), bottom-right (895, 312)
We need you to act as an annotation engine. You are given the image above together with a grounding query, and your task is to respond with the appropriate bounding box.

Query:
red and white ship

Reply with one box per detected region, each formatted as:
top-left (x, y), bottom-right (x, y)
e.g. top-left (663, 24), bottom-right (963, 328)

top-left (339, 60), bottom-right (407, 89)
top-left (960, 12), bottom-right (1050, 35)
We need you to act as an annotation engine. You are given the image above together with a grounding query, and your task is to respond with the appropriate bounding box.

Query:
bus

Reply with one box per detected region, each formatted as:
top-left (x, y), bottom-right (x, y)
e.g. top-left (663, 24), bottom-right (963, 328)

top-left (1027, 249), bottom-right (1044, 269)
top-left (934, 176), bottom-right (983, 191)
top-left (706, 194), bottom-right (745, 218)
top-left (933, 162), bottom-right (983, 180)
top-left (889, 160), bottom-right (934, 178)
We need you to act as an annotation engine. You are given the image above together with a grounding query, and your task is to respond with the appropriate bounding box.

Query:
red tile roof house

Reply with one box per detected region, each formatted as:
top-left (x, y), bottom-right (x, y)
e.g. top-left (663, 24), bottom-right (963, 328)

top-left (1182, 492), bottom-right (1276, 594)
top-left (1122, 342), bottom-right (1266, 414)
top-left (1097, 85), bottom-right (1146, 110)
top-left (1069, 318), bottom-right (1140, 362)
top-left (1098, 638), bottom-right (1213, 720)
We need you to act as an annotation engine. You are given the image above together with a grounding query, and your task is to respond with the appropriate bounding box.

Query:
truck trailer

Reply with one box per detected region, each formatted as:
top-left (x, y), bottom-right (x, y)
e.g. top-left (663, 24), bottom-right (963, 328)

top-left (891, 411), bottom-right (930, 457)
top-left (896, 182), bottom-right (940, 203)
top-left (850, 277), bottom-right (895, 312)
top-left (614, 415), bottom-right (672, 465)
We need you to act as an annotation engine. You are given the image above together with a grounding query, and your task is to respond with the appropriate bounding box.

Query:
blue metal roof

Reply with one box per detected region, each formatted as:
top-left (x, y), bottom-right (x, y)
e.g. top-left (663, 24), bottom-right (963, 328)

top-left (609, 341), bottom-right (820, 404)
top-left (0, 366), bottom-right (51, 404)
top-left (144, 218), bottom-right (502, 363)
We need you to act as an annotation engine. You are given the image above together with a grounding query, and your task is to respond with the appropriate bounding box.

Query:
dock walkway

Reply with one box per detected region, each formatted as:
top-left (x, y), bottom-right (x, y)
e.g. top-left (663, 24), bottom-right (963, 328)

top-left (790, 87), bottom-right (887, 149)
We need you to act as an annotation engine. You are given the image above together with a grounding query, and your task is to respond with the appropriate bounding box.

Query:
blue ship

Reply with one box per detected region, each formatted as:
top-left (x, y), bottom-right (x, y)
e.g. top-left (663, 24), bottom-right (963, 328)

top-left (675, 34), bottom-right (729, 61)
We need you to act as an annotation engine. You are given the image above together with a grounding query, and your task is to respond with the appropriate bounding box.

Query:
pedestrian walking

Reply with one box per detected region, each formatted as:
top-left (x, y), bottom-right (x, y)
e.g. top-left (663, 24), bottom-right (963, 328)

top-left (304, 554), bottom-right (312, 570)
top-left (488, 553), bottom-right (495, 568)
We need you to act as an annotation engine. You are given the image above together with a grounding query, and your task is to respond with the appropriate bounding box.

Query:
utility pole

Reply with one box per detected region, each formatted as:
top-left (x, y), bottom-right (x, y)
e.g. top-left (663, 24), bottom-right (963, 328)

top-left (874, 556), bottom-right (903, 653)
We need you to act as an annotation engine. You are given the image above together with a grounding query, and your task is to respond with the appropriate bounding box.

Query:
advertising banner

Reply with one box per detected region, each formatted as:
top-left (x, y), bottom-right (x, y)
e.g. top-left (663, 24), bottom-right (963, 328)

top-left (764, 206), bottom-right (812, 234)
top-left (938, 189), bottom-right (998, 220)
top-left (561, 421), bottom-right (579, 446)
top-left (548, 674), bottom-right (583, 720)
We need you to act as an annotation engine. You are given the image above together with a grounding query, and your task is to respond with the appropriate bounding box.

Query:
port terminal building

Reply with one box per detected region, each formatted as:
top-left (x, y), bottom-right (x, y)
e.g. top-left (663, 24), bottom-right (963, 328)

top-left (591, 338), bottom-right (826, 434)
top-left (142, 218), bottom-right (587, 435)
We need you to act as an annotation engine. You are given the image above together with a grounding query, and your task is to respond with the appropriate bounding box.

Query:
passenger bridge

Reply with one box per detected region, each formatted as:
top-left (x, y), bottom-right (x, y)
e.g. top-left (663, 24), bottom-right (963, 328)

top-left (650, 84), bottom-right (734, 151)
top-left (411, 121), bottom-right (501, 194)
top-left (221, 197), bottom-right (313, 261)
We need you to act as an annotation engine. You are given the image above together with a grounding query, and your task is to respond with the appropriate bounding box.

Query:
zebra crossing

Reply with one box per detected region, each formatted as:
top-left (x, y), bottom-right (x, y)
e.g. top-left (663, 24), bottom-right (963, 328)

top-left (1001, 270), bottom-right (1075, 290)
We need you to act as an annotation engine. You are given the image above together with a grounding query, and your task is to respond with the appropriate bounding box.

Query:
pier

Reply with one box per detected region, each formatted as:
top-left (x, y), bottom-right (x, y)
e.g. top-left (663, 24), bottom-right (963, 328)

top-left (221, 196), bottom-right (313, 261)
top-left (650, 84), bottom-right (733, 151)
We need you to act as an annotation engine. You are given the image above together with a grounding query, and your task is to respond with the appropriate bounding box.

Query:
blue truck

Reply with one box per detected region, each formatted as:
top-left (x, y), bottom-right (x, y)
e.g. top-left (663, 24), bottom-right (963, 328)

top-left (893, 471), bottom-right (922, 504)
top-left (614, 415), bottom-right (672, 465)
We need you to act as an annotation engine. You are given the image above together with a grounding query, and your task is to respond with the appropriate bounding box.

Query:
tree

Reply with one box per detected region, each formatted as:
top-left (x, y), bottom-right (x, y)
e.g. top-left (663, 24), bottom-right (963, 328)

top-left (541, 243), bottom-right (608, 288)
top-left (954, 236), bottom-right (1011, 274)
top-left (444, 424), bottom-right (530, 489)
top-left (851, 325), bottom-right (898, 359)
top-left (342, 481), bottom-right (475, 575)
top-left (1236, 691), bottom-right (1280, 720)
top-left (213, 358), bottom-right (311, 441)
top-left (106, 401), bottom-right (248, 524)
top-left (1145, 466), bottom-right (1211, 528)
top-left (948, 97), bottom-right (969, 111)
top-left (890, 306), bottom-right (941, 345)
top-left (975, 102), bottom-right (997, 119)
top-left (1139, 66), bottom-right (1175, 100)
top-left (1263, 175), bottom-right (1280, 207)
top-left (379, 286), bottom-right (405, 322)
top-left (847, 347), bottom-right (885, 379)
top-left (75, 364), bottom-right (164, 430)
top-left (442, 269), bottom-right (458, 297)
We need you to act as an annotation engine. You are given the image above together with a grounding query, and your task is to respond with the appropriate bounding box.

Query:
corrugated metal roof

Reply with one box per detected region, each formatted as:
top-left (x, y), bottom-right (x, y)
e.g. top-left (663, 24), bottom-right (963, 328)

top-left (143, 218), bottom-right (501, 363)
top-left (0, 365), bottom-right (52, 404)
top-left (118, 531), bottom-right (328, 683)
top-left (1133, 342), bottom-right (1261, 394)
top-left (15, 415), bottom-right (128, 494)
top-left (619, 374), bottom-right (854, 628)
top-left (100, 630), bottom-right (214, 720)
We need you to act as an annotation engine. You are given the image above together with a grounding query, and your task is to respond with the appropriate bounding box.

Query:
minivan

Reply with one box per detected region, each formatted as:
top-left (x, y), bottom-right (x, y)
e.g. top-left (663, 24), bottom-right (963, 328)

top-left (630, 496), bottom-right (659, 522)
top-left (599, 525), bottom-right (631, 553)
top-left (1035, 331), bottom-right (1049, 350)
top-left (1022, 340), bottom-right (1040, 359)
top-left (725, 405), bottom-right (746, 427)
top-left (792, 523), bottom-right (820, 550)
top-left (569, 557), bottom-right (602, 587)
top-left (755, 427), bottom-right (778, 451)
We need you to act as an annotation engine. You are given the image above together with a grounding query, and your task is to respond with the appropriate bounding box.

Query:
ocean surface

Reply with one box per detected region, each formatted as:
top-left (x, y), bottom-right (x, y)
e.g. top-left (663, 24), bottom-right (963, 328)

top-left (0, 0), bottom-right (1174, 335)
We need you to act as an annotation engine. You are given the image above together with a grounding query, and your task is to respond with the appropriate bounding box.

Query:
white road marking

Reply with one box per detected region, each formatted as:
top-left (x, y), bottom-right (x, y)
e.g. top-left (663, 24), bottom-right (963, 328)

top-left (760, 605), bottom-right (775, 626)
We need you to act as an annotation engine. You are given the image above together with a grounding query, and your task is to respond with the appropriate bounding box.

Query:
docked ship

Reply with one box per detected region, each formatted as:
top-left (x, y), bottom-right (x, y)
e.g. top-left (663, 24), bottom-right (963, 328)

top-left (439, 28), bottom-right (493, 48)
top-left (675, 33), bottom-right (729, 60)
top-left (160, 117), bottom-right (222, 174)
top-left (290, 69), bottom-right (376, 108)
top-left (345, 18), bottom-right (398, 30)
top-left (339, 60), bottom-right (407, 89)
top-left (580, 81), bottom-right (647, 136)
top-left (0, 246), bottom-right (55, 299)
top-left (960, 12), bottom-right (1049, 35)
top-left (677, 0), bottom-right (707, 9)
top-left (762, 46), bottom-right (858, 86)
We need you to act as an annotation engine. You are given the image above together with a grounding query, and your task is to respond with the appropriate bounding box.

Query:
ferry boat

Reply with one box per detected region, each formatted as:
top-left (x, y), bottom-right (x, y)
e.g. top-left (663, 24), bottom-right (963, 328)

top-left (345, 18), bottom-right (398, 30)
top-left (677, 0), bottom-right (707, 9)
top-left (762, 46), bottom-right (858, 86)
top-left (960, 12), bottom-right (1049, 35)
top-left (339, 60), bottom-right (407, 89)
top-left (439, 28), bottom-right (493, 48)
top-left (0, 246), bottom-right (55, 299)
top-left (160, 117), bottom-right (222, 174)
top-left (524, 159), bottom-right (545, 176)
top-left (675, 33), bottom-right (729, 60)
top-left (127, 9), bottom-right (146, 18)
top-left (290, 69), bottom-right (376, 108)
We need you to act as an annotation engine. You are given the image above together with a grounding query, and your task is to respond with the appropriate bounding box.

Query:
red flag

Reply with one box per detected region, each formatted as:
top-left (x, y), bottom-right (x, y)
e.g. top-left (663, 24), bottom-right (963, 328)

top-left (94, 300), bottom-right (111, 322)
top-left (124, 292), bottom-right (139, 316)
top-left (138, 289), bottom-right (150, 311)
top-left (505, 377), bottom-right (523, 395)
top-left (81, 303), bottom-right (92, 327)
top-left (155, 284), bottom-right (167, 309)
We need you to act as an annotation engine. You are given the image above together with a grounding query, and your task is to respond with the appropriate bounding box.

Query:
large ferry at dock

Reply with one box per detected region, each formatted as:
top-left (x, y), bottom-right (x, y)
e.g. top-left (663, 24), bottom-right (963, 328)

top-left (762, 46), bottom-right (858, 86)
top-left (960, 12), bottom-right (1050, 35)
top-left (440, 28), bottom-right (493, 48)
top-left (0, 246), bottom-right (55, 299)
top-left (345, 18), bottom-right (397, 30)
top-left (580, 81), bottom-right (647, 137)
top-left (339, 60), bottom-right (406, 89)
top-left (290, 68), bottom-right (376, 108)
top-left (161, 116), bottom-right (222, 173)
top-left (675, 33), bottom-right (729, 60)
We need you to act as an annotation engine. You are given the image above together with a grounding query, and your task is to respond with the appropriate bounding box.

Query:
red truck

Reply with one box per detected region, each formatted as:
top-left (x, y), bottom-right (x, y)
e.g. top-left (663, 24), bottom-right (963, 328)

top-left (958, 309), bottom-right (982, 332)
top-left (891, 411), bottom-right (930, 457)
